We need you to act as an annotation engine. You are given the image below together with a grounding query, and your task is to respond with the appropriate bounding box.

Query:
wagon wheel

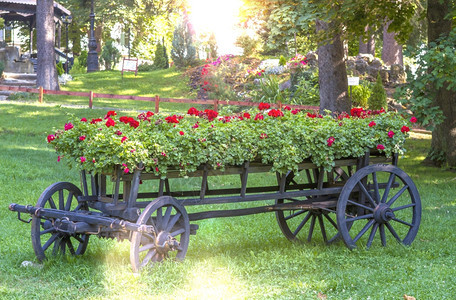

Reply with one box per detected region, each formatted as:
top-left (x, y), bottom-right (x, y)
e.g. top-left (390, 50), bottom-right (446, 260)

top-left (31, 182), bottom-right (89, 261)
top-left (130, 196), bottom-right (190, 272)
top-left (275, 169), bottom-right (341, 244)
top-left (337, 164), bottom-right (421, 249)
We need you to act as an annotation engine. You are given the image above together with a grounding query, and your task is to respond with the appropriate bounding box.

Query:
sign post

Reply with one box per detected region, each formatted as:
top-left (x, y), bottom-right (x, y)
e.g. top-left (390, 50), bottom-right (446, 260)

top-left (347, 77), bottom-right (360, 104)
top-left (122, 58), bottom-right (138, 77)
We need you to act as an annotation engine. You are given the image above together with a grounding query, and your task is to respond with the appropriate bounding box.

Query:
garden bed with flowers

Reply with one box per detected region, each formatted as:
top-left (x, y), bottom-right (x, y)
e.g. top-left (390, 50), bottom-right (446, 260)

top-left (47, 104), bottom-right (415, 177)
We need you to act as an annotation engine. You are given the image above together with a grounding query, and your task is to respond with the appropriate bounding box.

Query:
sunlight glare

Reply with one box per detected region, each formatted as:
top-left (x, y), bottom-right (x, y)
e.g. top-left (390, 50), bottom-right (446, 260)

top-left (187, 0), bottom-right (243, 55)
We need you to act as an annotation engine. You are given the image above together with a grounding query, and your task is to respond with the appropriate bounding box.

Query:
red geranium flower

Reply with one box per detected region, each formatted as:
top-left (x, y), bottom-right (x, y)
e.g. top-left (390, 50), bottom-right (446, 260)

top-left (80, 156), bottom-right (86, 163)
top-left (401, 126), bottom-right (410, 133)
top-left (284, 106), bottom-right (291, 111)
top-left (388, 130), bottom-right (395, 138)
top-left (129, 119), bottom-right (140, 128)
top-left (80, 118), bottom-right (87, 122)
top-left (243, 112), bottom-right (251, 119)
top-left (327, 136), bottom-right (335, 147)
top-left (254, 113), bottom-right (264, 120)
top-left (105, 117), bottom-right (116, 127)
top-left (268, 109), bottom-right (284, 118)
top-left (179, 131), bottom-right (185, 136)
top-left (115, 130), bottom-right (122, 136)
top-left (188, 107), bottom-right (200, 116)
top-left (410, 116), bottom-right (417, 123)
top-left (79, 135), bottom-right (86, 141)
top-left (291, 109), bottom-right (300, 115)
top-left (47, 134), bottom-right (55, 143)
top-left (165, 115), bottom-right (180, 124)
top-left (119, 116), bottom-right (130, 124)
top-left (121, 136), bottom-right (127, 143)
top-left (104, 110), bottom-right (117, 119)
top-left (258, 102), bottom-right (271, 110)
top-left (204, 109), bottom-right (218, 121)
top-left (91, 118), bottom-right (102, 124)
top-left (64, 123), bottom-right (74, 131)
top-left (307, 113), bottom-right (317, 118)
top-left (368, 121), bottom-right (376, 127)
top-left (260, 133), bottom-right (268, 139)
top-left (377, 144), bottom-right (385, 150)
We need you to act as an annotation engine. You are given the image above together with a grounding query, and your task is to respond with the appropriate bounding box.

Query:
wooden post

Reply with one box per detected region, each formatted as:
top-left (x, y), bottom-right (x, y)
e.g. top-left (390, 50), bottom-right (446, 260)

top-left (277, 100), bottom-right (282, 110)
top-left (155, 95), bottom-right (160, 114)
top-left (89, 91), bottom-right (94, 109)
top-left (38, 86), bottom-right (43, 103)
top-left (214, 99), bottom-right (219, 112)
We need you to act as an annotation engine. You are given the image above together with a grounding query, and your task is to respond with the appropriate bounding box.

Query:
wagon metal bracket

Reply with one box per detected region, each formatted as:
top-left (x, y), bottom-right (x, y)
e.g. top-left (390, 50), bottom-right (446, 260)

top-left (16, 211), bottom-right (32, 224)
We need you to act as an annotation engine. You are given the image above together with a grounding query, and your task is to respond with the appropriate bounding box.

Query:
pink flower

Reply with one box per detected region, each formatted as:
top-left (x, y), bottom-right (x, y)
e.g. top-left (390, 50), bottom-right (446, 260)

top-left (388, 131), bottom-right (395, 138)
top-left (81, 118), bottom-right (87, 122)
top-left (64, 123), bottom-right (74, 131)
top-left (105, 117), bottom-right (116, 127)
top-left (179, 131), bottom-right (185, 136)
top-left (368, 121), bottom-right (376, 127)
top-left (121, 136), bottom-right (127, 143)
top-left (401, 126), bottom-right (410, 133)
top-left (80, 156), bottom-right (86, 163)
top-left (260, 133), bottom-right (268, 139)
top-left (57, 155), bottom-right (61, 162)
top-left (79, 135), bottom-right (86, 141)
top-left (115, 130), bottom-right (122, 136)
top-left (327, 136), bottom-right (335, 147)
top-left (122, 163), bottom-right (129, 173)
top-left (192, 123), bottom-right (199, 129)
top-left (377, 144), bottom-right (385, 150)
top-left (92, 158), bottom-right (96, 163)
top-left (161, 152), bottom-right (167, 157)
top-left (410, 116), bottom-right (417, 123)
top-left (47, 134), bottom-right (55, 143)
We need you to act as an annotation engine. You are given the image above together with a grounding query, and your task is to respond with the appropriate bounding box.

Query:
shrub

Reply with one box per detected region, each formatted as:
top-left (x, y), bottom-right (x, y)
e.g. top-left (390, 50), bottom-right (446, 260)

top-left (368, 73), bottom-right (387, 110)
top-left (69, 57), bottom-right (86, 75)
top-left (235, 34), bottom-right (259, 57)
top-left (171, 20), bottom-right (196, 68)
top-left (78, 50), bottom-right (88, 67)
top-left (99, 40), bottom-right (121, 70)
top-left (153, 43), bottom-right (168, 70)
top-left (290, 68), bottom-right (320, 106)
top-left (351, 81), bottom-right (372, 108)
top-left (56, 62), bottom-right (64, 76)
top-left (137, 62), bottom-right (155, 72)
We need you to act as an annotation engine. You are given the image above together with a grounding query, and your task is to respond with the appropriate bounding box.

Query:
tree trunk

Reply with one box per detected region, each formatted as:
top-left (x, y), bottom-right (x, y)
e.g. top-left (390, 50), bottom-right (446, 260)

top-left (381, 20), bottom-right (403, 66)
top-left (426, 0), bottom-right (456, 167)
top-left (316, 20), bottom-right (350, 114)
top-left (359, 26), bottom-right (375, 55)
top-left (36, 0), bottom-right (59, 90)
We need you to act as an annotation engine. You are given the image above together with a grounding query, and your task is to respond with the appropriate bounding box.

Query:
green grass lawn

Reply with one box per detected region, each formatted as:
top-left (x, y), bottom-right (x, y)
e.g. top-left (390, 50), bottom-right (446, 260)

top-left (1, 102), bottom-right (456, 299)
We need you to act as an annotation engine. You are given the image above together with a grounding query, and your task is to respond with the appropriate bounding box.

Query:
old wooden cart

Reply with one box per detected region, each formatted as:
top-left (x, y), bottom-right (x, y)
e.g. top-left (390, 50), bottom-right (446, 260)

top-left (9, 150), bottom-right (421, 272)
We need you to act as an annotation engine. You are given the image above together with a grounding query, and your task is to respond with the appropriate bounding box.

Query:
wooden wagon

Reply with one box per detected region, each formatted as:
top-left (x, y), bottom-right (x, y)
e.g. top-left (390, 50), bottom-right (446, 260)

top-left (10, 149), bottom-right (421, 272)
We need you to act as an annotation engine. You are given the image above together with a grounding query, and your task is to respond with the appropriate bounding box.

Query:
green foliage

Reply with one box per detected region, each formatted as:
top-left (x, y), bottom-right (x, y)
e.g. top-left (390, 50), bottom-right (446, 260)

top-left (78, 51), bottom-right (88, 68)
top-left (395, 27), bottom-right (456, 129)
top-left (137, 62), bottom-right (155, 72)
top-left (351, 81), bottom-right (372, 108)
top-left (0, 61), bottom-right (4, 78)
top-left (171, 19), bottom-right (196, 68)
top-left (291, 68), bottom-right (320, 106)
top-left (235, 34), bottom-right (260, 57)
top-left (279, 55), bottom-right (287, 66)
top-left (99, 40), bottom-right (121, 70)
top-left (153, 43), bottom-right (168, 70)
top-left (368, 73), bottom-right (387, 110)
top-left (69, 57), bottom-right (86, 75)
top-left (48, 108), bottom-right (409, 176)
top-left (252, 75), bottom-right (286, 103)
top-left (56, 62), bottom-right (65, 76)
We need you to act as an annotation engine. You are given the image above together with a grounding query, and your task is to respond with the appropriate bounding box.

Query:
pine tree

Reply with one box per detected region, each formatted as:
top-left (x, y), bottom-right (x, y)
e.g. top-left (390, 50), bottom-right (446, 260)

top-left (171, 18), bottom-right (196, 68)
top-left (368, 73), bottom-right (387, 110)
top-left (153, 43), bottom-right (167, 70)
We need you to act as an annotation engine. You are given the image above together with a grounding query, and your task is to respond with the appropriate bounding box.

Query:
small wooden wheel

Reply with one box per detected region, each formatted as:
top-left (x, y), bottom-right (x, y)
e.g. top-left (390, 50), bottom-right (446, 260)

top-left (31, 182), bottom-right (89, 261)
top-left (337, 164), bottom-right (421, 249)
top-left (130, 196), bottom-right (190, 272)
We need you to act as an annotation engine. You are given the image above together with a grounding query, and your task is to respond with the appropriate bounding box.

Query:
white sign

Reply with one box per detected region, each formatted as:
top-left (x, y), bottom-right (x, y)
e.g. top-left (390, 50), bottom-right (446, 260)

top-left (347, 77), bottom-right (360, 86)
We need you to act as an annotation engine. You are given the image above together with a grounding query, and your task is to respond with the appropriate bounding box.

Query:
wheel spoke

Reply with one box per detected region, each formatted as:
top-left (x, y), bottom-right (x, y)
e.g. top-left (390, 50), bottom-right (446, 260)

top-left (385, 222), bottom-right (402, 242)
top-left (346, 213), bottom-right (374, 222)
top-left (156, 207), bottom-right (162, 230)
top-left (139, 243), bottom-right (156, 253)
top-left (40, 228), bottom-right (55, 236)
top-left (162, 206), bottom-right (172, 229)
top-left (43, 233), bottom-right (59, 251)
top-left (386, 185), bottom-right (409, 207)
top-left (317, 215), bottom-right (327, 242)
top-left (170, 228), bottom-right (186, 237)
top-left (58, 190), bottom-right (64, 210)
top-left (60, 238), bottom-right (66, 254)
top-left (347, 199), bottom-right (374, 212)
top-left (381, 173), bottom-right (395, 203)
top-left (379, 224), bottom-right (386, 246)
top-left (356, 181), bottom-right (377, 207)
top-left (48, 197), bottom-right (57, 209)
top-left (392, 217), bottom-right (414, 227)
top-left (140, 249), bottom-right (157, 268)
top-left (353, 219), bottom-right (375, 243)
top-left (285, 209), bottom-right (307, 221)
top-left (372, 172), bottom-right (380, 203)
top-left (292, 211), bottom-right (311, 236)
top-left (65, 191), bottom-right (74, 211)
top-left (165, 212), bottom-right (182, 232)
top-left (392, 203), bottom-right (416, 211)
top-left (67, 238), bottom-right (76, 255)
top-left (323, 213), bottom-right (338, 230)
top-left (366, 223), bottom-right (379, 249)
top-left (73, 235), bottom-right (84, 243)
top-left (307, 215), bottom-right (316, 242)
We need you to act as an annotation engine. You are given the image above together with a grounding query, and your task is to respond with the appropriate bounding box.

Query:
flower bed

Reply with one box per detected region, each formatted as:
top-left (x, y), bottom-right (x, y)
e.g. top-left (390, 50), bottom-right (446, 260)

top-left (47, 104), bottom-right (415, 176)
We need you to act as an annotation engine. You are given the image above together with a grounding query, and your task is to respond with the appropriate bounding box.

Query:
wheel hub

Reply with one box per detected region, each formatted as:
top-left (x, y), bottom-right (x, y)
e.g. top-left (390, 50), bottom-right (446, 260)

top-left (374, 204), bottom-right (395, 223)
top-left (155, 231), bottom-right (180, 255)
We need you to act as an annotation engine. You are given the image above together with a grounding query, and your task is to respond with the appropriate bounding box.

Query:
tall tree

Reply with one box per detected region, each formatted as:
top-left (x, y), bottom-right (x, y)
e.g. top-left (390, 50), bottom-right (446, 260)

top-left (426, 0), bottom-right (456, 166)
top-left (359, 26), bottom-right (375, 55)
top-left (382, 20), bottom-right (403, 66)
top-left (36, 0), bottom-right (59, 90)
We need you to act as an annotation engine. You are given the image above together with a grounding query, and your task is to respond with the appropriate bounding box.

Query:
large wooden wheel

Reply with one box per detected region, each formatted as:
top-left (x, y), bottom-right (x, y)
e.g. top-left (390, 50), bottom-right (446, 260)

top-left (31, 182), bottom-right (89, 261)
top-left (130, 196), bottom-right (190, 272)
top-left (337, 164), bottom-right (421, 249)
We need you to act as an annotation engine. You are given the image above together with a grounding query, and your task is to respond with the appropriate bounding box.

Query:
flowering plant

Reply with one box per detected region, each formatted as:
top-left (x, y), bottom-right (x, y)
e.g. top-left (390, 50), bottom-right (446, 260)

top-left (287, 54), bottom-right (308, 70)
top-left (47, 106), bottom-right (414, 176)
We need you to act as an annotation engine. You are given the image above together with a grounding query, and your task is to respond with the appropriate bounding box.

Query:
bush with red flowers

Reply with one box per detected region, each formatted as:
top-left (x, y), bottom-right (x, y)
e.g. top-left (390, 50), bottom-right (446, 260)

top-left (47, 105), bottom-right (414, 176)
